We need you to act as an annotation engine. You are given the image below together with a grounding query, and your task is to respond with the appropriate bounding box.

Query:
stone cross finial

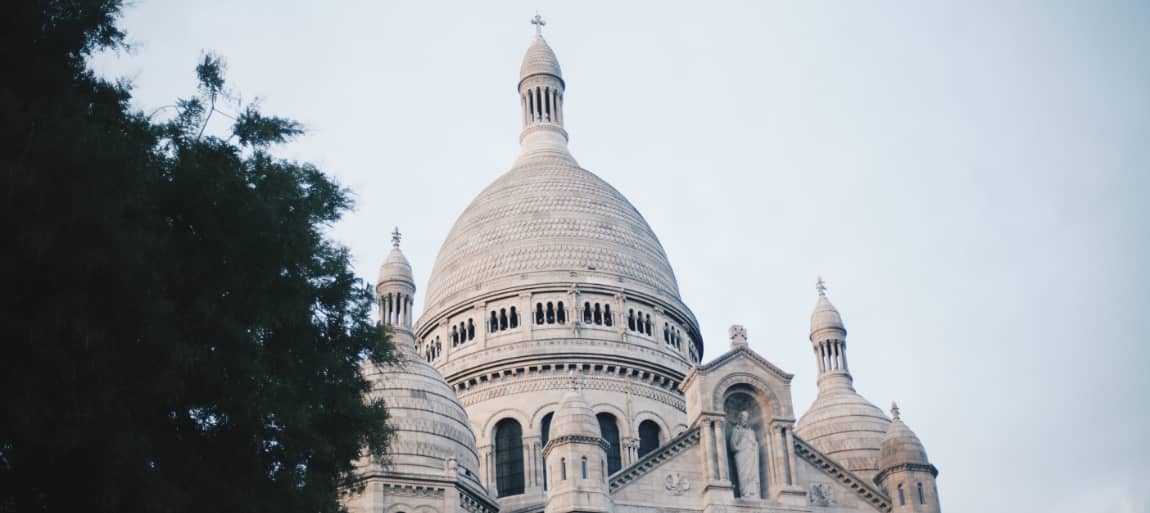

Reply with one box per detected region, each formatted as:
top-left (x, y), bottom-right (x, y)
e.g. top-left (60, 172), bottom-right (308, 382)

top-left (391, 227), bottom-right (402, 247)
top-left (816, 276), bottom-right (827, 296)
top-left (531, 14), bottom-right (546, 35)
top-left (891, 402), bottom-right (901, 420)
top-left (729, 324), bottom-right (748, 347)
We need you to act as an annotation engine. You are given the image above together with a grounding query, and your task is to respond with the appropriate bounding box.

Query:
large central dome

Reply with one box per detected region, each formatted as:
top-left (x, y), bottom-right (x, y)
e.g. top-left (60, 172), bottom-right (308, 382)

top-left (423, 31), bottom-right (684, 313)
top-left (423, 151), bottom-right (680, 310)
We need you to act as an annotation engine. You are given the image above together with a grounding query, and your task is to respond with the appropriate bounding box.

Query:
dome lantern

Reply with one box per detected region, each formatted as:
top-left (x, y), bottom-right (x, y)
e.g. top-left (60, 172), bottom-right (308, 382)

top-left (377, 227), bottom-right (415, 331)
top-left (796, 278), bottom-right (891, 479)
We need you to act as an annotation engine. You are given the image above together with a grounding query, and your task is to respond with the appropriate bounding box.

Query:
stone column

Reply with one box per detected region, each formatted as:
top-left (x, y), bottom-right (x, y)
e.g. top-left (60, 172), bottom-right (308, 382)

top-left (713, 417), bottom-right (731, 482)
top-left (784, 428), bottom-right (797, 486)
top-left (701, 419), bottom-right (717, 481)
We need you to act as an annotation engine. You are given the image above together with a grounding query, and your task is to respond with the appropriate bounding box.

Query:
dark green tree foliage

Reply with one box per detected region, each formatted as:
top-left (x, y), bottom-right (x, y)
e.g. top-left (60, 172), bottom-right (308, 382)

top-left (0, 1), bottom-right (392, 512)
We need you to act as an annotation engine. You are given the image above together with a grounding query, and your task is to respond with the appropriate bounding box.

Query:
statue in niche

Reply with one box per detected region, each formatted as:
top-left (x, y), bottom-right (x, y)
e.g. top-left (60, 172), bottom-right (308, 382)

top-left (729, 411), bottom-right (760, 498)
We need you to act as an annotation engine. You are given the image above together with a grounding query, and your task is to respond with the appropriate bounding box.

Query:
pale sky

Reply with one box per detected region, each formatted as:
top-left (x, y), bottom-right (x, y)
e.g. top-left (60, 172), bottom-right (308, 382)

top-left (93, 2), bottom-right (1149, 512)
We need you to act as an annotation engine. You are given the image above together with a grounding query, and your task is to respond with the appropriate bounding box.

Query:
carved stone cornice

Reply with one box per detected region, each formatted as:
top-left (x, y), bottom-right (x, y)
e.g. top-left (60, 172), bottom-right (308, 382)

top-left (454, 364), bottom-right (687, 412)
top-left (793, 436), bottom-right (891, 512)
top-left (543, 434), bottom-right (611, 456)
top-left (874, 462), bottom-right (939, 483)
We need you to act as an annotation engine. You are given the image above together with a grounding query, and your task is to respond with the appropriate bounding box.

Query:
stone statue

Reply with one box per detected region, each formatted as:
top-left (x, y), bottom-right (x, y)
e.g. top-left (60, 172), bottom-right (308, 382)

top-left (729, 411), bottom-right (760, 498)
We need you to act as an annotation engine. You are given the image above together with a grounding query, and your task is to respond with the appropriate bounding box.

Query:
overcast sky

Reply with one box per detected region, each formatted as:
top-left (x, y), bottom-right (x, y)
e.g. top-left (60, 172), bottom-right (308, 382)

top-left (93, 2), bottom-right (1149, 512)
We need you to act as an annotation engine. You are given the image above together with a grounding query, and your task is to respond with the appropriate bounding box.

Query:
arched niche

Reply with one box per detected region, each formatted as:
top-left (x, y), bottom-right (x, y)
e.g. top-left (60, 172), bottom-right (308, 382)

top-left (722, 383), bottom-right (770, 499)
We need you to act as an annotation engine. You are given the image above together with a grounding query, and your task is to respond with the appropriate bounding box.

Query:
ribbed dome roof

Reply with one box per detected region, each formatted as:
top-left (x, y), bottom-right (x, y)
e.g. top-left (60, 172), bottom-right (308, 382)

top-left (549, 384), bottom-right (601, 441)
top-left (520, 34), bottom-right (562, 81)
top-left (879, 404), bottom-right (931, 470)
top-left (423, 151), bottom-right (681, 310)
top-left (378, 245), bottom-right (414, 286)
top-left (796, 388), bottom-right (890, 478)
top-left (811, 292), bottom-right (845, 334)
top-left (366, 340), bottom-right (480, 478)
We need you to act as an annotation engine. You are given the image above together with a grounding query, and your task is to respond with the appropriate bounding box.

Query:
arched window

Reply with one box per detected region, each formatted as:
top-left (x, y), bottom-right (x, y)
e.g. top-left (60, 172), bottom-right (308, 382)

top-left (451, 326), bottom-right (459, 345)
top-left (510, 306), bottom-right (519, 329)
top-left (604, 305), bottom-right (613, 326)
top-left (490, 311), bottom-right (498, 333)
top-left (499, 308), bottom-right (508, 330)
top-left (557, 302), bottom-right (566, 324)
top-left (541, 412), bottom-right (553, 491)
top-left (546, 302), bottom-right (555, 324)
top-left (581, 456), bottom-right (587, 479)
top-left (593, 303), bottom-right (602, 325)
top-left (545, 87), bottom-right (552, 121)
top-left (495, 419), bottom-right (525, 497)
top-left (645, 314), bottom-right (652, 335)
top-left (536, 303), bottom-right (544, 324)
top-left (560, 457), bottom-right (567, 480)
top-left (664, 323), bottom-right (669, 343)
top-left (897, 483), bottom-right (905, 506)
top-left (628, 309), bottom-right (636, 331)
top-left (527, 89), bottom-right (535, 122)
top-left (638, 420), bottom-right (661, 459)
top-left (467, 319), bottom-right (475, 340)
top-left (917, 482), bottom-right (925, 504)
top-left (583, 302), bottom-right (592, 323)
top-left (596, 412), bottom-right (622, 475)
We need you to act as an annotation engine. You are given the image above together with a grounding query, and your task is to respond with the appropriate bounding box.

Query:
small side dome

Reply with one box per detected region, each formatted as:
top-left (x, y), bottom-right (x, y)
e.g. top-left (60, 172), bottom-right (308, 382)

top-left (365, 340), bottom-right (481, 480)
top-left (796, 388), bottom-right (890, 477)
top-left (378, 227), bottom-right (414, 287)
top-left (549, 375), bottom-right (600, 441)
top-left (520, 34), bottom-right (563, 82)
top-left (810, 277), bottom-right (846, 335)
top-left (879, 403), bottom-right (931, 469)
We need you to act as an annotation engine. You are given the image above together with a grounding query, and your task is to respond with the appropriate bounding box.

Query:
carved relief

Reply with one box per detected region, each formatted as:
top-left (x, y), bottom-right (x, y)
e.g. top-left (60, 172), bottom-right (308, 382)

top-left (810, 482), bottom-right (835, 506)
top-left (664, 472), bottom-right (690, 495)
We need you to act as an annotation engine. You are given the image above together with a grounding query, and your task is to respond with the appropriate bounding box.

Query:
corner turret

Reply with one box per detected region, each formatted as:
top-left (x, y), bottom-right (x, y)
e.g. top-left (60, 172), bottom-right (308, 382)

top-left (543, 372), bottom-right (613, 513)
top-left (877, 403), bottom-right (941, 513)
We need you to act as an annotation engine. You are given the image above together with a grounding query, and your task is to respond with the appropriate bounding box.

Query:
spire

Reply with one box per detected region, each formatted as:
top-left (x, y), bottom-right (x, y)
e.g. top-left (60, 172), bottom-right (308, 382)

top-left (391, 226), bottom-right (402, 248)
top-left (890, 402), bottom-right (901, 421)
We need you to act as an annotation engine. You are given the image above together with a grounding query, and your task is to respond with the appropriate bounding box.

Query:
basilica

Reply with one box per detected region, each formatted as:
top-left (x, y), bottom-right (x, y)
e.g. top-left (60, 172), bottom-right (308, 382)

top-left (344, 18), bottom-right (941, 513)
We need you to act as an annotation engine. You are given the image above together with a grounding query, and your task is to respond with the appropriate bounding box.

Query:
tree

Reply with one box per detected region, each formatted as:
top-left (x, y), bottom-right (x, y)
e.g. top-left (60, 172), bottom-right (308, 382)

top-left (0, 2), bottom-right (392, 512)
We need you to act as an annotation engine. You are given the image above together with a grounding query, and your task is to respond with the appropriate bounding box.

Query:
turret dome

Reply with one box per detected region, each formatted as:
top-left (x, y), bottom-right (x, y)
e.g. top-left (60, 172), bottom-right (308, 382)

top-left (378, 227), bottom-right (414, 288)
top-left (520, 16), bottom-right (563, 82)
top-left (879, 403), bottom-right (932, 469)
top-left (549, 377), bottom-right (601, 441)
top-left (810, 278), bottom-right (845, 335)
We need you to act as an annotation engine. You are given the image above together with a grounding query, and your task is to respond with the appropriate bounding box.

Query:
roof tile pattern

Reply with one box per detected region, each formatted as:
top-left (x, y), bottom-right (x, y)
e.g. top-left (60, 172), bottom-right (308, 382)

top-left (424, 153), bottom-right (680, 310)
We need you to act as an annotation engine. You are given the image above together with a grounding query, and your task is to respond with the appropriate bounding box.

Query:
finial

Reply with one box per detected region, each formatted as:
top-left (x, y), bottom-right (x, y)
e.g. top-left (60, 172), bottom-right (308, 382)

top-left (890, 402), bottom-right (901, 420)
top-left (391, 227), bottom-right (402, 248)
top-left (729, 324), bottom-right (748, 348)
top-left (531, 13), bottom-right (546, 36)
top-left (816, 276), bottom-right (827, 296)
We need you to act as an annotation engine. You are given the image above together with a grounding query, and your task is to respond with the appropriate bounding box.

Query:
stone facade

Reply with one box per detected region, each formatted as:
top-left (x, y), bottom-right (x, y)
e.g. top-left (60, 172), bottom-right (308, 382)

top-left (343, 17), bottom-right (941, 513)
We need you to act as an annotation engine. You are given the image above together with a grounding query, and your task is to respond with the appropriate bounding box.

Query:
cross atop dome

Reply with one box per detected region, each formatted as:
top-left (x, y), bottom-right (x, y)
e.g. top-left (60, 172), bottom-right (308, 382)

top-left (531, 13), bottom-right (545, 35)
top-left (891, 402), bottom-right (901, 420)
top-left (816, 276), bottom-right (827, 296)
top-left (391, 227), bottom-right (402, 247)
